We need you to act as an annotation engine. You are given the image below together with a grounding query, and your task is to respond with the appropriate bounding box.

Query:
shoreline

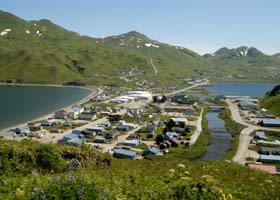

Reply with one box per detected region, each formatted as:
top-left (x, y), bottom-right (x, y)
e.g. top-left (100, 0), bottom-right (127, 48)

top-left (1, 85), bottom-right (100, 132)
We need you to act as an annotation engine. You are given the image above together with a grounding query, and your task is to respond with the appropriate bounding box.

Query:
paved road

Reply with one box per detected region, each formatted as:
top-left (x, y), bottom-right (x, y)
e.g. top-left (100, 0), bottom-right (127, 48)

top-left (189, 107), bottom-right (204, 145)
top-left (150, 58), bottom-right (158, 75)
top-left (226, 100), bottom-right (280, 165)
top-left (166, 81), bottom-right (209, 96)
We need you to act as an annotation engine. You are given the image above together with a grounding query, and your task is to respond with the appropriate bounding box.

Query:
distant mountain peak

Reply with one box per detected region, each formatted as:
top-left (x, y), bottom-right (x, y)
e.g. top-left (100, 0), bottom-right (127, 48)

top-left (207, 46), bottom-right (265, 60)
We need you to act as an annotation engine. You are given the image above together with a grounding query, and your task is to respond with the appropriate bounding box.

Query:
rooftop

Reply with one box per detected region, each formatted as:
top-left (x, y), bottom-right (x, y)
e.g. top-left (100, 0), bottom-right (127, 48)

top-left (248, 164), bottom-right (276, 174)
top-left (261, 119), bottom-right (280, 125)
top-left (114, 149), bottom-right (137, 157)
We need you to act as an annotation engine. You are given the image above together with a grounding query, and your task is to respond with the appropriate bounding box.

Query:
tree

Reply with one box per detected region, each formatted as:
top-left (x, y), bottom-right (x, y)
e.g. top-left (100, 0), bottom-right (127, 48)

top-left (161, 95), bottom-right (167, 103)
top-left (155, 134), bottom-right (164, 145)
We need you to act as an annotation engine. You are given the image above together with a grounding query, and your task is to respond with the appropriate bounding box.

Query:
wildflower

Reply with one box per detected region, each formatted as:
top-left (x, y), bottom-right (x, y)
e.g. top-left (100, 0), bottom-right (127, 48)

top-left (228, 193), bottom-right (233, 200)
top-left (33, 187), bottom-right (41, 195)
top-left (202, 174), bottom-right (213, 179)
top-left (68, 176), bottom-right (76, 183)
top-left (16, 188), bottom-right (24, 196)
top-left (55, 176), bottom-right (61, 183)
top-left (265, 179), bottom-right (272, 184)
top-left (181, 176), bottom-right (192, 181)
top-left (177, 164), bottom-right (185, 169)
top-left (78, 186), bottom-right (85, 199)
top-left (184, 171), bottom-right (190, 176)
top-left (205, 178), bottom-right (215, 183)
top-left (169, 169), bottom-right (175, 173)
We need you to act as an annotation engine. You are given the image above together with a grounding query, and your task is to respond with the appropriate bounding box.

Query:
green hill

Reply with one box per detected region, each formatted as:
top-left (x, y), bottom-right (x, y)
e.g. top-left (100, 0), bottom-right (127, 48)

top-left (260, 85), bottom-right (280, 116)
top-left (0, 140), bottom-right (279, 199)
top-left (1, 10), bottom-right (280, 86)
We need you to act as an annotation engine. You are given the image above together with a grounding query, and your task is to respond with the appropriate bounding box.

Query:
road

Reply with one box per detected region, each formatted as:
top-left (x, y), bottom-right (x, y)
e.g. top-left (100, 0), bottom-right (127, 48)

top-left (166, 80), bottom-right (209, 96)
top-left (226, 100), bottom-right (280, 165)
top-left (150, 58), bottom-right (158, 75)
top-left (189, 107), bottom-right (204, 145)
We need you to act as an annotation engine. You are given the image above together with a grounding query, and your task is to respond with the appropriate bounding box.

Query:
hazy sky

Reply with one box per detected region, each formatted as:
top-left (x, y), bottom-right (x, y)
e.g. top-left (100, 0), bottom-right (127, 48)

top-left (1, 0), bottom-right (279, 55)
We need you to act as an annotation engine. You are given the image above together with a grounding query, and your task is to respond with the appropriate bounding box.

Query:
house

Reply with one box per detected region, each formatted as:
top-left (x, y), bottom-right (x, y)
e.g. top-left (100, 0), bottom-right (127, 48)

top-left (170, 93), bottom-right (197, 104)
top-left (117, 121), bottom-right (138, 131)
top-left (258, 154), bottom-right (280, 163)
top-left (215, 95), bottom-right (226, 101)
top-left (94, 136), bottom-right (106, 143)
top-left (143, 147), bottom-right (160, 156)
top-left (171, 127), bottom-right (186, 134)
top-left (29, 125), bottom-right (42, 131)
top-left (98, 121), bottom-right (111, 129)
top-left (170, 118), bottom-right (187, 127)
top-left (113, 149), bottom-right (137, 159)
top-left (259, 119), bottom-right (280, 127)
top-left (164, 106), bottom-right (194, 115)
top-left (58, 132), bottom-right (85, 146)
top-left (170, 138), bottom-right (180, 147)
top-left (238, 100), bottom-right (258, 110)
top-left (145, 124), bottom-right (156, 138)
top-left (105, 130), bottom-right (120, 139)
top-left (257, 140), bottom-right (280, 147)
top-left (123, 139), bottom-right (141, 146)
top-left (79, 111), bottom-right (96, 120)
top-left (67, 107), bottom-right (84, 119)
top-left (63, 122), bottom-right (72, 128)
top-left (259, 147), bottom-right (280, 155)
top-left (54, 110), bottom-right (69, 119)
top-left (151, 118), bottom-right (160, 126)
top-left (248, 164), bottom-right (277, 175)
top-left (41, 121), bottom-right (54, 127)
top-left (254, 131), bottom-right (267, 140)
top-left (84, 127), bottom-right (105, 136)
top-left (164, 132), bottom-right (178, 140)
top-left (14, 127), bottom-right (30, 135)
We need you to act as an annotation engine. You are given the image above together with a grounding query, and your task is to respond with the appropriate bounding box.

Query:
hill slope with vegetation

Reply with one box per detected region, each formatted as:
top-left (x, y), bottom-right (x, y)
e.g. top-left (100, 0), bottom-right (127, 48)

top-left (260, 85), bottom-right (280, 116)
top-left (0, 140), bottom-right (279, 199)
top-left (1, 10), bottom-right (280, 86)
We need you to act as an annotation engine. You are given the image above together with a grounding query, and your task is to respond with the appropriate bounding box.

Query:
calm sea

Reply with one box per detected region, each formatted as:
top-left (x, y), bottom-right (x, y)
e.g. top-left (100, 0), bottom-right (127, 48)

top-left (204, 82), bottom-right (276, 97)
top-left (0, 86), bottom-right (91, 130)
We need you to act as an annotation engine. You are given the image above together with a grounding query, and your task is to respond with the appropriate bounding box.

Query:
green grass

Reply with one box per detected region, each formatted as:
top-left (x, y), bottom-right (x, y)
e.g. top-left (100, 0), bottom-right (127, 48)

top-left (1, 140), bottom-right (280, 199)
top-left (260, 94), bottom-right (280, 117)
top-left (169, 108), bottom-right (211, 160)
top-left (1, 11), bottom-right (280, 86)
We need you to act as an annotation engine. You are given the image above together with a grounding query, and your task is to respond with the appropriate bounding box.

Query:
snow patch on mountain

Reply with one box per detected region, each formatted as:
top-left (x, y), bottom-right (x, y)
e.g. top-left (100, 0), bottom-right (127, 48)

top-left (36, 30), bottom-right (42, 36)
top-left (244, 47), bottom-right (249, 56)
top-left (1, 28), bottom-right (11, 36)
top-left (145, 43), bottom-right (159, 48)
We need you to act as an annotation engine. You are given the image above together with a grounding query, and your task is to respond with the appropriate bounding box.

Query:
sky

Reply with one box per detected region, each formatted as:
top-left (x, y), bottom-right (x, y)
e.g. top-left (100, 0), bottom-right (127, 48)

top-left (1, 0), bottom-right (280, 55)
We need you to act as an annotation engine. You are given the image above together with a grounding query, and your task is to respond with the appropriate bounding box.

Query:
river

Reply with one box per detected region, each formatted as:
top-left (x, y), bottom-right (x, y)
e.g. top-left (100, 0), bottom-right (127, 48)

top-left (200, 112), bottom-right (232, 161)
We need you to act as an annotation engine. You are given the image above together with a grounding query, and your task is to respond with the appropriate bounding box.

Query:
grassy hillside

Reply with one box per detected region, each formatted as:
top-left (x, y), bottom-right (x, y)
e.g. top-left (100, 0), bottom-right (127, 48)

top-left (0, 140), bottom-right (279, 199)
top-left (260, 85), bottom-right (280, 116)
top-left (1, 10), bottom-right (280, 86)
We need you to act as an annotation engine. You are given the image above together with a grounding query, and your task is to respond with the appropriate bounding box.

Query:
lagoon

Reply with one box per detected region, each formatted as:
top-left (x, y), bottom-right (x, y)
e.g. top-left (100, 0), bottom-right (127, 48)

top-left (204, 82), bottom-right (275, 97)
top-left (0, 85), bottom-right (91, 130)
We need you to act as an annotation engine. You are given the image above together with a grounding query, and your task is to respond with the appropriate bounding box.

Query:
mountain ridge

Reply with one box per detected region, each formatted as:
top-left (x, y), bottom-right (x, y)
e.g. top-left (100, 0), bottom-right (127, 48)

top-left (1, 10), bottom-right (280, 85)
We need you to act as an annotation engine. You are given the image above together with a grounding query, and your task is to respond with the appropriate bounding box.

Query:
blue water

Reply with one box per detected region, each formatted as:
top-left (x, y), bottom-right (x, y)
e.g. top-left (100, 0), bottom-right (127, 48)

top-left (204, 82), bottom-right (275, 97)
top-left (200, 112), bottom-right (232, 161)
top-left (0, 86), bottom-right (91, 130)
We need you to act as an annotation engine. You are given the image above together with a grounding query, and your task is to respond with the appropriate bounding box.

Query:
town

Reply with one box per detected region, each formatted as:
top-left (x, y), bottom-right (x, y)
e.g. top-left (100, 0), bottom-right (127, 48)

top-left (1, 80), bottom-right (280, 175)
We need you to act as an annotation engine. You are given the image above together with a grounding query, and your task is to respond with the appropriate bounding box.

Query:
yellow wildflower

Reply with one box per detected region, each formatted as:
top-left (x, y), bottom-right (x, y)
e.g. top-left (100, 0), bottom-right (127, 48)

top-left (16, 188), bottom-right (24, 196)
